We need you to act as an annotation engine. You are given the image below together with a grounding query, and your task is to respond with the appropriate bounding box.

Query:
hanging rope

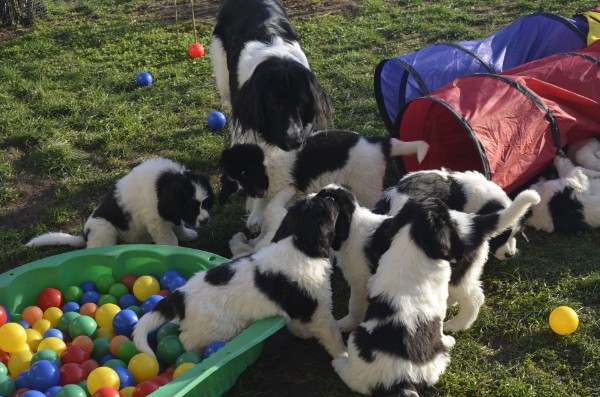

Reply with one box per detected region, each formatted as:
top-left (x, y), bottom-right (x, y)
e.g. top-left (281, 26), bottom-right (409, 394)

top-left (190, 0), bottom-right (198, 44)
top-left (174, 0), bottom-right (180, 43)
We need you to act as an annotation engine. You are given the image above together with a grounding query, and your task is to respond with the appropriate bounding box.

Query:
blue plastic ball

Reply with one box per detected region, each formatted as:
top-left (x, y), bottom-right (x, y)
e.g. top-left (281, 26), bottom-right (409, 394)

top-left (43, 329), bottom-right (64, 340)
top-left (80, 291), bottom-right (100, 305)
top-left (136, 71), bottom-right (153, 87)
top-left (118, 294), bottom-right (139, 309)
top-left (141, 295), bottom-right (164, 315)
top-left (113, 367), bottom-right (134, 388)
top-left (112, 309), bottom-right (139, 337)
top-left (62, 302), bottom-right (80, 313)
top-left (159, 270), bottom-right (185, 290)
top-left (45, 385), bottom-right (62, 397)
top-left (22, 391), bottom-right (47, 397)
top-left (29, 360), bottom-right (60, 391)
top-left (207, 111), bottom-right (226, 130)
top-left (168, 277), bottom-right (187, 292)
top-left (15, 370), bottom-right (30, 389)
top-left (203, 341), bottom-right (226, 359)
top-left (17, 320), bottom-right (31, 329)
top-left (98, 354), bottom-right (118, 366)
top-left (80, 281), bottom-right (97, 293)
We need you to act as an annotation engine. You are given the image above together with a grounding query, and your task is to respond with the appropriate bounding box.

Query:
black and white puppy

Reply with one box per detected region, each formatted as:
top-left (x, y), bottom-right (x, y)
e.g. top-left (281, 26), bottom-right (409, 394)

top-left (318, 184), bottom-right (540, 333)
top-left (331, 195), bottom-right (462, 397)
top-left (567, 136), bottom-right (600, 171)
top-left (26, 157), bottom-right (214, 248)
top-left (372, 169), bottom-right (525, 261)
top-left (219, 129), bottom-right (429, 231)
top-left (211, 0), bottom-right (331, 151)
top-left (133, 194), bottom-right (346, 359)
top-left (526, 154), bottom-right (600, 233)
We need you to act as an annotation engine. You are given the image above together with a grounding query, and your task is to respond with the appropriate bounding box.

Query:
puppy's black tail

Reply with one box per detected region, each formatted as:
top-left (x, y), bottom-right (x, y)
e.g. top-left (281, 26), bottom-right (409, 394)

top-left (132, 290), bottom-right (186, 356)
top-left (25, 232), bottom-right (86, 248)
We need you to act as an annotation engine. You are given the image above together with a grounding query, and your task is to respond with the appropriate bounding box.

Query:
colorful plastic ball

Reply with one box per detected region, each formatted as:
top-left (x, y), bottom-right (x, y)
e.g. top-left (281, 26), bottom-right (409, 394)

top-left (167, 277), bottom-right (186, 292)
top-left (8, 349), bottom-right (34, 377)
top-left (0, 322), bottom-right (27, 352)
top-left (91, 339), bottom-right (111, 362)
top-left (19, 320), bottom-right (32, 329)
top-left (21, 390), bottom-right (46, 397)
top-left (120, 275), bottom-right (137, 293)
top-left (159, 270), bottom-right (184, 290)
top-left (132, 380), bottom-right (158, 397)
top-left (117, 341), bottom-right (139, 363)
top-left (95, 304), bottom-right (121, 330)
top-left (33, 319), bottom-right (53, 336)
top-left (86, 367), bottom-right (120, 395)
top-left (0, 361), bottom-right (6, 376)
top-left (81, 291), bottom-right (100, 306)
top-left (60, 345), bottom-right (89, 365)
top-left (95, 275), bottom-right (116, 295)
top-left (25, 329), bottom-right (43, 352)
top-left (38, 338), bottom-right (67, 356)
top-left (135, 72), bottom-right (153, 87)
top-left (127, 353), bottom-right (159, 384)
top-left (45, 385), bottom-right (62, 397)
top-left (29, 360), bottom-right (60, 391)
top-left (63, 286), bottom-right (83, 304)
top-left (43, 308), bottom-right (64, 328)
top-left (0, 373), bottom-right (17, 396)
top-left (80, 281), bottom-right (97, 293)
top-left (132, 276), bottom-right (160, 302)
top-left (112, 367), bottom-right (134, 388)
top-left (188, 43), bottom-right (205, 59)
top-left (156, 335), bottom-right (185, 366)
top-left (92, 387), bottom-right (120, 397)
top-left (96, 328), bottom-right (114, 340)
top-left (172, 362), bottom-right (195, 379)
top-left (108, 335), bottom-right (129, 357)
top-left (140, 295), bottom-right (163, 315)
top-left (98, 295), bottom-right (118, 307)
top-left (174, 351), bottom-right (201, 367)
top-left (23, 307), bottom-right (44, 326)
top-left (58, 363), bottom-right (86, 386)
top-left (0, 305), bottom-right (8, 326)
top-left (157, 290), bottom-right (169, 298)
top-left (16, 370), bottom-right (31, 389)
top-left (37, 289), bottom-right (63, 311)
top-left (118, 294), bottom-right (139, 310)
top-left (79, 303), bottom-right (98, 319)
top-left (71, 336), bottom-right (94, 355)
top-left (14, 388), bottom-right (32, 397)
top-left (207, 111), bottom-right (227, 131)
top-left (61, 302), bottom-right (80, 313)
top-left (126, 306), bottom-right (143, 318)
top-left (58, 312), bottom-right (81, 334)
top-left (0, 350), bottom-right (8, 366)
top-left (55, 384), bottom-right (87, 397)
top-left (44, 329), bottom-right (64, 341)
top-left (98, 355), bottom-right (117, 366)
top-left (68, 315), bottom-right (98, 339)
top-left (107, 284), bottom-right (129, 300)
top-left (150, 374), bottom-right (169, 387)
top-left (203, 341), bottom-right (226, 359)
top-left (156, 323), bottom-right (180, 342)
top-left (549, 306), bottom-right (579, 335)
top-left (80, 359), bottom-right (99, 376)
top-left (120, 386), bottom-right (135, 397)
top-left (31, 350), bottom-right (61, 368)
top-left (104, 359), bottom-right (127, 370)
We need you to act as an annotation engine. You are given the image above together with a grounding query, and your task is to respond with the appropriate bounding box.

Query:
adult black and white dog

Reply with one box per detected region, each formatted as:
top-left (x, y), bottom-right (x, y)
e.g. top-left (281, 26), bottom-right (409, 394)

top-left (526, 154), bottom-right (600, 233)
top-left (319, 186), bottom-right (540, 396)
top-left (219, 129), bottom-right (429, 231)
top-left (211, 0), bottom-right (332, 150)
top-left (317, 184), bottom-right (540, 334)
top-left (26, 157), bottom-right (214, 248)
top-left (372, 169), bottom-right (525, 261)
top-left (133, 193), bottom-right (346, 359)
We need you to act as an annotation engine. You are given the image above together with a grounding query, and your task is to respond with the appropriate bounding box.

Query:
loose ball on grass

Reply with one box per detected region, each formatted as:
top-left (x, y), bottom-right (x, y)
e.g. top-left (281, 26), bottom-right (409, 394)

top-left (549, 306), bottom-right (579, 335)
top-left (135, 72), bottom-right (153, 87)
top-left (207, 112), bottom-right (226, 131)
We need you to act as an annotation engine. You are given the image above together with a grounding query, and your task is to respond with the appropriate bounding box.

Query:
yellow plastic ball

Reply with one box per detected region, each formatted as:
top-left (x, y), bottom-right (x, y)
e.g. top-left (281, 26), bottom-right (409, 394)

top-left (128, 352), bottom-right (159, 384)
top-left (37, 337), bottom-right (67, 356)
top-left (87, 367), bottom-right (120, 394)
top-left (96, 327), bottom-right (115, 340)
top-left (43, 307), bottom-right (64, 328)
top-left (32, 319), bottom-right (52, 335)
top-left (25, 328), bottom-right (43, 351)
top-left (120, 386), bottom-right (135, 397)
top-left (132, 276), bottom-right (160, 302)
top-left (0, 323), bottom-right (28, 353)
top-left (549, 306), bottom-right (579, 335)
top-left (95, 304), bottom-right (121, 330)
top-left (173, 362), bottom-right (195, 379)
top-left (8, 349), bottom-right (33, 377)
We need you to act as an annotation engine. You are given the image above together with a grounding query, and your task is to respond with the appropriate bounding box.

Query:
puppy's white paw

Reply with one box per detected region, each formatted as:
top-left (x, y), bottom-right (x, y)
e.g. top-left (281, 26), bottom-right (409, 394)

top-left (178, 228), bottom-right (198, 242)
top-left (246, 214), bottom-right (264, 233)
top-left (229, 232), bottom-right (253, 258)
top-left (336, 316), bottom-right (360, 333)
top-left (443, 318), bottom-right (466, 333)
top-left (442, 334), bottom-right (456, 349)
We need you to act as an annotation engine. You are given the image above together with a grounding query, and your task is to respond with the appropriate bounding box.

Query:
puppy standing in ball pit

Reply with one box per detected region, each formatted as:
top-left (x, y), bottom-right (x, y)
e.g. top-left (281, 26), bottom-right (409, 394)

top-left (132, 193), bottom-right (347, 359)
top-left (26, 157), bottom-right (214, 248)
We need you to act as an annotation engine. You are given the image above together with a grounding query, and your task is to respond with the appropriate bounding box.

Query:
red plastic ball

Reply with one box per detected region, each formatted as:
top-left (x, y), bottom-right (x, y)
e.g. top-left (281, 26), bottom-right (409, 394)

top-left (0, 349), bottom-right (8, 366)
top-left (14, 388), bottom-right (31, 397)
top-left (0, 305), bottom-right (8, 326)
top-left (132, 381), bottom-right (159, 397)
top-left (188, 43), bottom-right (205, 59)
top-left (151, 375), bottom-right (170, 387)
top-left (59, 362), bottom-right (87, 385)
top-left (37, 288), bottom-right (64, 311)
top-left (121, 275), bottom-right (137, 293)
top-left (61, 344), bottom-right (91, 365)
top-left (92, 387), bottom-right (121, 397)
top-left (80, 359), bottom-right (100, 376)
top-left (157, 290), bottom-right (170, 298)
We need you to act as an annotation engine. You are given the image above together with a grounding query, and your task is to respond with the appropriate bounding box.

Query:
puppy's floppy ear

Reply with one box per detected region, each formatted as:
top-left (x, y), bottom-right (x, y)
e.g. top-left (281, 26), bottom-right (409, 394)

top-left (157, 172), bottom-right (189, 225)
top-left (315, 186), bottom-right (356, 250)
top-left (306, 71), bottom-right (332, 128)
top-left (232, 77), bottom-right (264, 133)
top-left (219, 173), bottom-right (240, 206)
top-left (409, 198), bottom-right (463, 262)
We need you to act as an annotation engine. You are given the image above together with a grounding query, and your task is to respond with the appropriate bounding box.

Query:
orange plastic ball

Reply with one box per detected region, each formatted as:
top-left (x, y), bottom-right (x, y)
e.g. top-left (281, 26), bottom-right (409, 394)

top-left (80, 303), bottom-right (98, 318)
top-left (72, 335), bottom-right (95, 354)
top-left (22, 306), bottom-right (44, 326)
top-left (109, 335), bottom-right (129, 357)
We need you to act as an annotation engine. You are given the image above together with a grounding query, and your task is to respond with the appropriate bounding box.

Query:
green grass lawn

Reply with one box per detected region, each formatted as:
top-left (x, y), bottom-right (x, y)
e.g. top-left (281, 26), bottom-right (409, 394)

top-left (1, 0), bottom-right (599, 396)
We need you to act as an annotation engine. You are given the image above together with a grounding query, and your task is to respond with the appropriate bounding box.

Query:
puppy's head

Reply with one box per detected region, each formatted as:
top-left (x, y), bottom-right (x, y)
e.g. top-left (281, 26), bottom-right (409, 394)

top-left (233, 57), bottom-right (331, 151)
top-left (218, 144), bottom-right (269, 205)
top-left (405, 198), bottom-right (463, 263)
top-left (315, 184), bottom-right (357, 250)
top-left (477, 199), bottom-right (521, 260)
top-left (272, 194), bottom-right (339, 258)
top-left (157, 170), bottom-right (214, 227)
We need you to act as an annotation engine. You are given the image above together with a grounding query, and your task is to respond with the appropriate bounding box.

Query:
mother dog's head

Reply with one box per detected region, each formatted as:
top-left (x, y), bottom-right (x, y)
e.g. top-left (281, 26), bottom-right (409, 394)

top-left (233, 57), bottom-right (331, 151)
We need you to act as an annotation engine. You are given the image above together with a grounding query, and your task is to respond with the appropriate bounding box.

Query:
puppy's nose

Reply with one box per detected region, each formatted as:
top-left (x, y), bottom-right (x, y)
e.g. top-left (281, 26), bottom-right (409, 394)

top-left (504, 252), bottom-right (514, 259)
top-left (200, 217), bottom-right (210, 226)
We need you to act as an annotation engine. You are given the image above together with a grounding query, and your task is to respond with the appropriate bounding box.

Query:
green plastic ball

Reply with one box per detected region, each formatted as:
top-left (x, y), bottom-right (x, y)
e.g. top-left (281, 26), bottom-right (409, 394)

top-left (98, 295), bottom-right (118, 306)
top-left (91, 338), bottom-right (112, 362)
top-left (107, 283), bottom-right (129, 300)
top-left (31, 349), bottom-right (62, 367)
top-left (56, 384), bottom-right (88, 397)
top-left (69, 315), bottom-right (98, 339)
top-left (96, 274), bottom-right (117, 294)
top-left (58, 311), bottom-right (81, 334)
top-left (103, 358), bottom-right (127, 369)
top-left (0, 373), bottom-right (16, 397)
top-left (117, 340), bottom-right (140, 363)
top-left (125, 306), bottom-right (142, 317)
top-left (64, 286), bottom-right (84, 303)
top-left (0, 362), bottom-right (7, 376)
top-left (157, 322), bottom-right (180, 342)
top-left (175, 351), bottom-right (202, 367)
top-left (156, 335), bottom-right (186, 365)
